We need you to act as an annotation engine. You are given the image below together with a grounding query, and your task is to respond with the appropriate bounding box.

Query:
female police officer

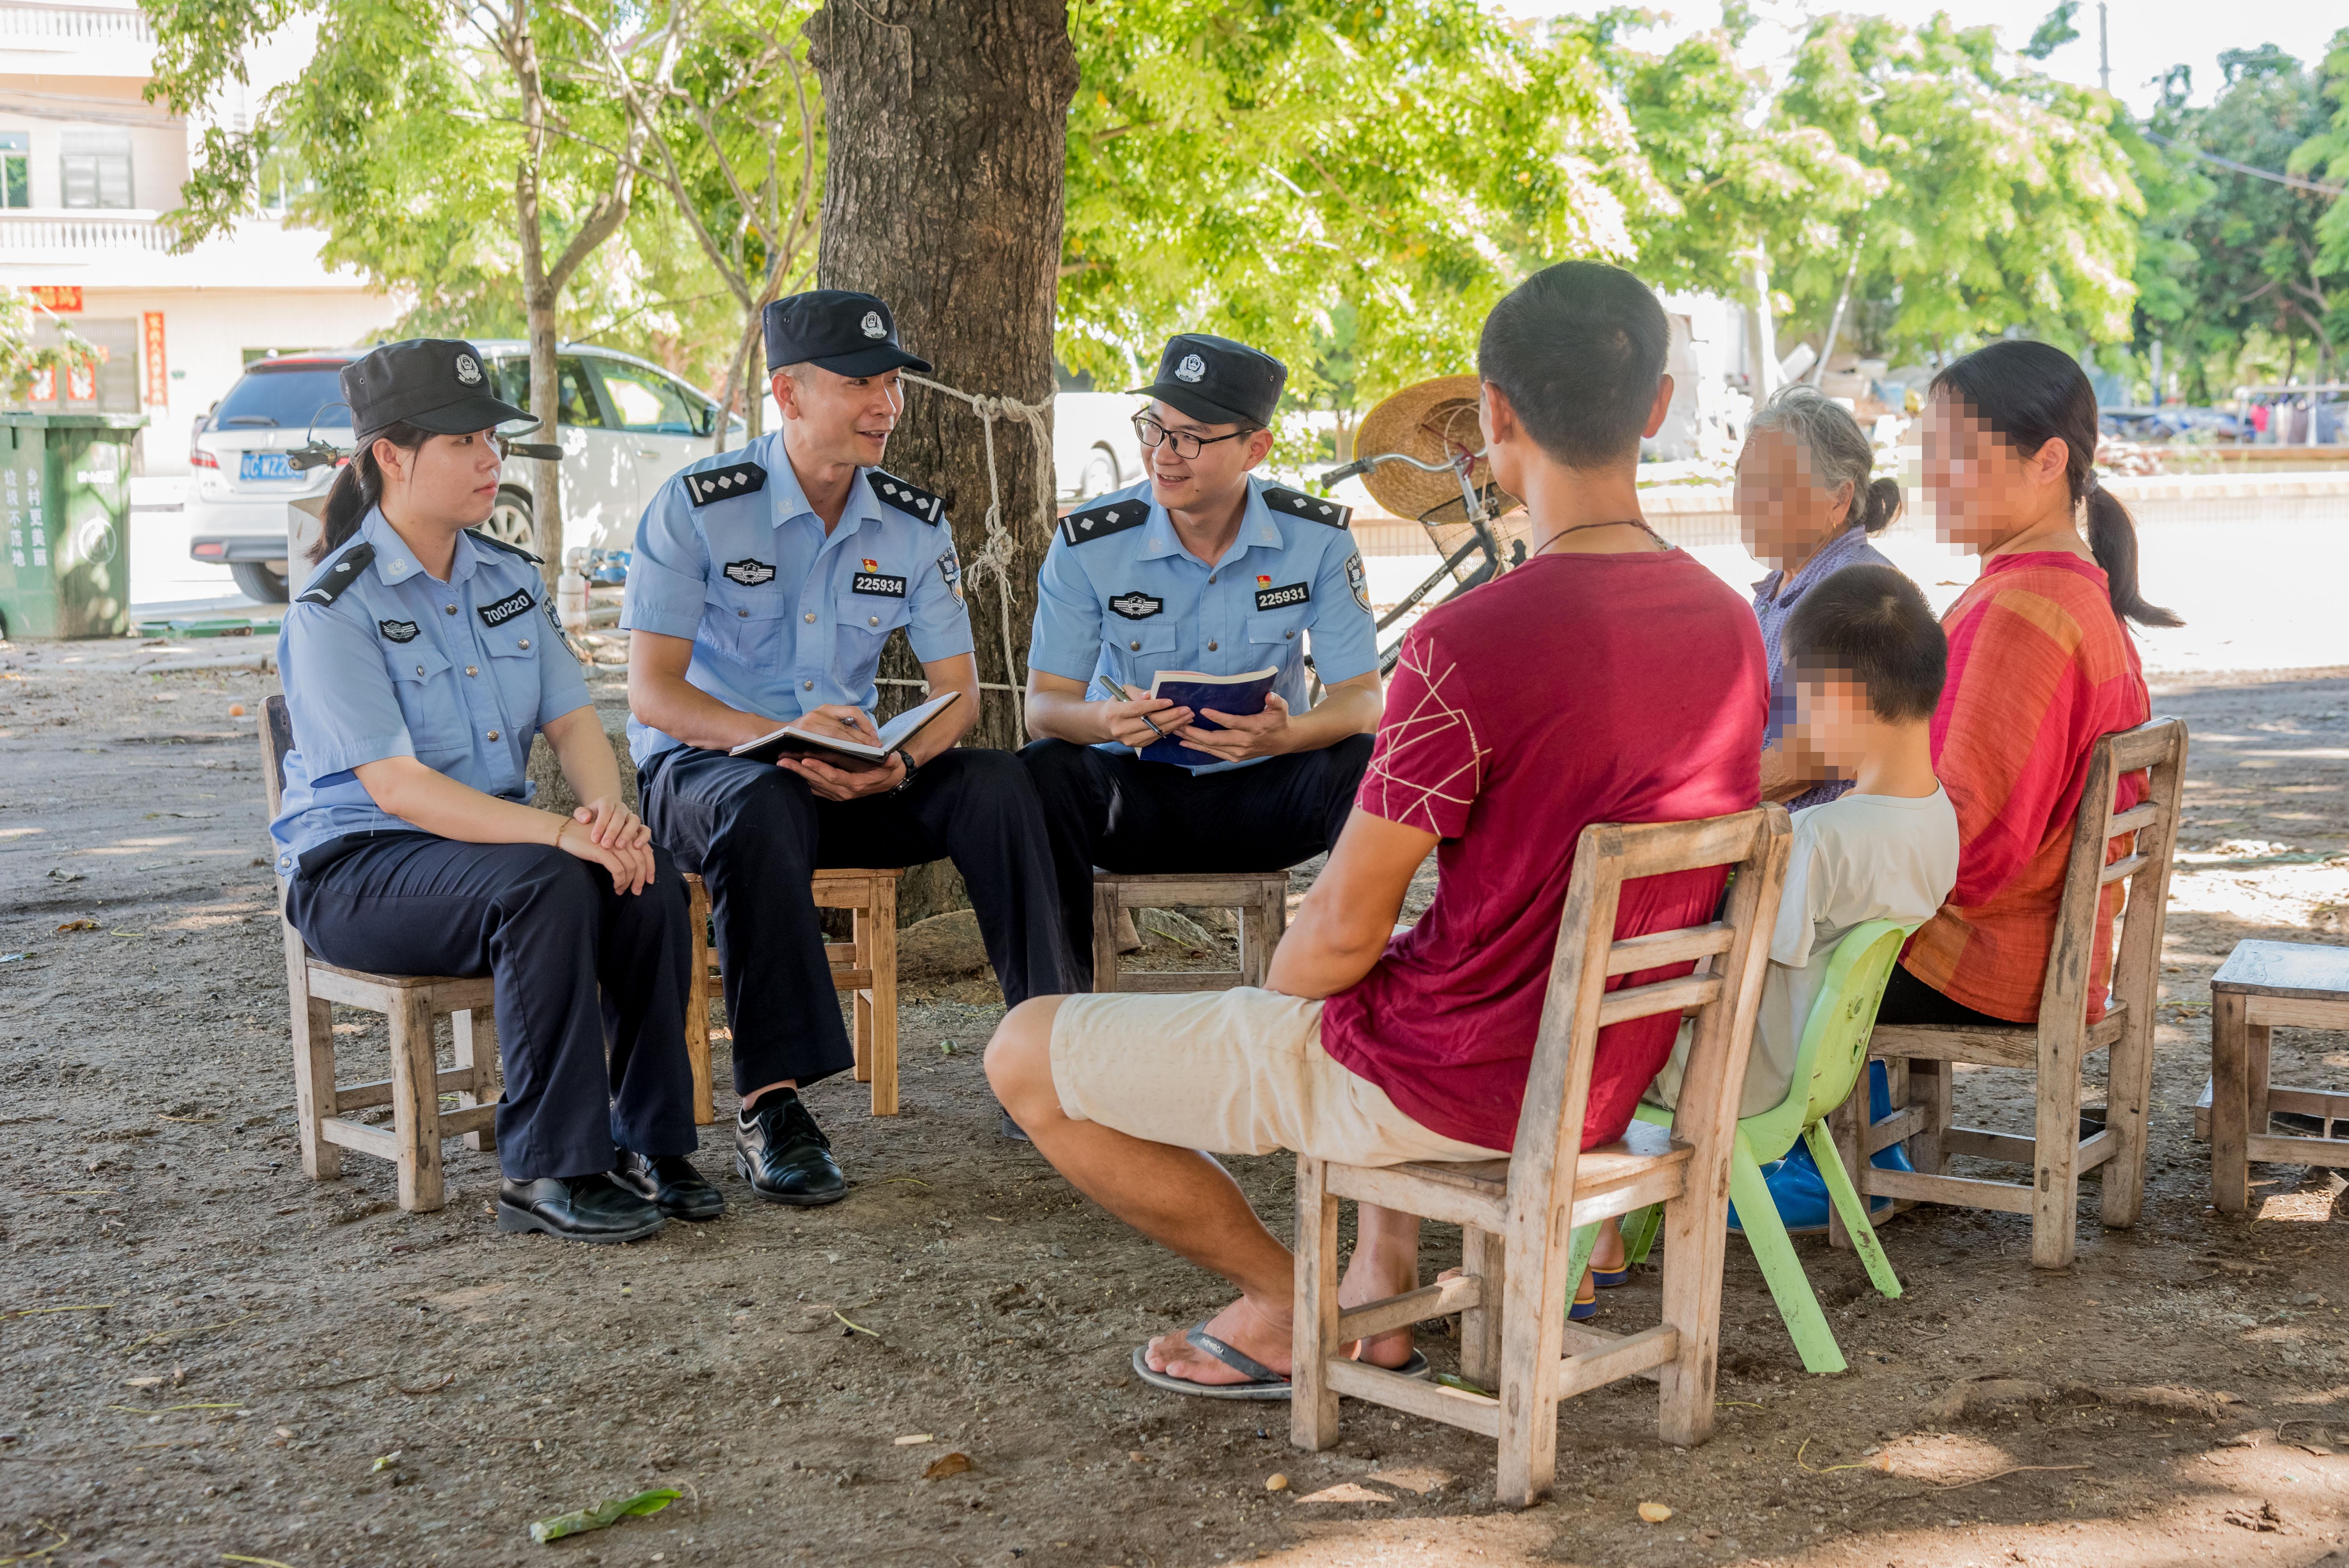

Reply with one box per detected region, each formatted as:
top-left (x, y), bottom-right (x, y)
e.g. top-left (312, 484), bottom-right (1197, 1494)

top-left (269, 338), bottom-right (719, 1243)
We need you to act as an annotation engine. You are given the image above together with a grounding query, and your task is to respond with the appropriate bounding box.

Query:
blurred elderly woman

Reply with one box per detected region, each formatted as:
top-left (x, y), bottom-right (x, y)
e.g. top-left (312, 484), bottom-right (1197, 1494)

top-left (1736, 386), bottom-right (1908, 808)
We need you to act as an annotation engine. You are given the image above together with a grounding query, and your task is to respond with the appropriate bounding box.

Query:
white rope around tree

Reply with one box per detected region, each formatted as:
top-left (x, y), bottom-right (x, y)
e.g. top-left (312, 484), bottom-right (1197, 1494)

top-left (900, 371), bottom-right (1056, 743)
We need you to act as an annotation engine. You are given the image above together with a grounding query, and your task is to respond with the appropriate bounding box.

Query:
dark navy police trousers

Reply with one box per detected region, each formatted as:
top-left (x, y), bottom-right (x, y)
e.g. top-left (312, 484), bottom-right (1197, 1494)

top-left (285, 833), bottom-right (698, 1182)
top-left (640, 746), bottom-right (1077, 1096)
top-left (1019, 732), bottom-right (1374, 989)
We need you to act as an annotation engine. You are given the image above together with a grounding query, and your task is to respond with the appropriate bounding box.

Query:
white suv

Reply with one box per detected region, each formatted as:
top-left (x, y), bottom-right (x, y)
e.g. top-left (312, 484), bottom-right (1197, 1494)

top-left (190, 343), bottom-right (741, 600)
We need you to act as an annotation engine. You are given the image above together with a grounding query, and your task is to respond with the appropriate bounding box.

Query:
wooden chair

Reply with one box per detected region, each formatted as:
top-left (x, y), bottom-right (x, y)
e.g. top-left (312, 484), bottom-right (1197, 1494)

top-left (682, 869), bottom-right (903, 1120)
top-left (1290, 808), bottom-right (1791, 1508)
top-left (259, 695), bottom-right (499, 1213)
top-left (2209, 939), bottom-right (2349, 1212)
top-left (1838, 717), bottom-right (2188, 1269)
top-left (1090, 870), bottom-right (1289, 992)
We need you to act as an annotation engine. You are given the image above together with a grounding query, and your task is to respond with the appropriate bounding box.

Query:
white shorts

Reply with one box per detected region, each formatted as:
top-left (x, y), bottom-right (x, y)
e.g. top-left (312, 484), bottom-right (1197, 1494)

top-left (1047, 987), bottom-right (1507, 1166)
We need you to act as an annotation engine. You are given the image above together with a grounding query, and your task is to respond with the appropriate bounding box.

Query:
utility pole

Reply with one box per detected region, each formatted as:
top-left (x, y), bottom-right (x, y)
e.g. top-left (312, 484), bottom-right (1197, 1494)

top-left (2098, 2), bottom-right (2110, 93)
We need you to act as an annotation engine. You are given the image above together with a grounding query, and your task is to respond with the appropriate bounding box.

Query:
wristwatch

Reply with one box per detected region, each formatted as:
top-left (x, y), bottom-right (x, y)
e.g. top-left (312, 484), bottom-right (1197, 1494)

top-left (890, 748), bottom-right (920, 793)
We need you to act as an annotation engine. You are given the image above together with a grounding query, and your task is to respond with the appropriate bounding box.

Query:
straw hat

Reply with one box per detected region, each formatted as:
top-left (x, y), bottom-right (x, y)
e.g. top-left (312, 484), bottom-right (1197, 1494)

top-left (1352, 374), bottom-right (1521, 524)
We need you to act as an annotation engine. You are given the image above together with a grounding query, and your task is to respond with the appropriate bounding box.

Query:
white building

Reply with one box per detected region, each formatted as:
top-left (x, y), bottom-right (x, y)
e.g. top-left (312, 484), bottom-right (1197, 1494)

top-left (0, 0), bottom-right (395, 476)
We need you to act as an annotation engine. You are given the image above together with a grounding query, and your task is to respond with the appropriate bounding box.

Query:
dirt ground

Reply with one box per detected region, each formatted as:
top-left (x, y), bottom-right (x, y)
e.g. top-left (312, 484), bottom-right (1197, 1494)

top-left (2, 649), bottom-right (2346, 1568)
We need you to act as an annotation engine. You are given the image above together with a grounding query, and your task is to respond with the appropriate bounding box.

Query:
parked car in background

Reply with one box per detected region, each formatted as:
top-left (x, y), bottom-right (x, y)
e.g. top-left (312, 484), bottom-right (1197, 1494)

top-left (190, 343), bottom-right (742, 601)
top-left (1052, 391), bottom-right (1146, 503)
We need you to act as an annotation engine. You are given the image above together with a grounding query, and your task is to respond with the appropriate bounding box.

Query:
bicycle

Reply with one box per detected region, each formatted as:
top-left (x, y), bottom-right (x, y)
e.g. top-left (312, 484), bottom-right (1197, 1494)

top-left (1316, 446), bottom-right (1523, 675)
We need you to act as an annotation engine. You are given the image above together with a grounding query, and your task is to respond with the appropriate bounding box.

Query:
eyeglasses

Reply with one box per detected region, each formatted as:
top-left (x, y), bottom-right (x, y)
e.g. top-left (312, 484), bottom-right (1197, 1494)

top-left (1133, 413), bottom-right (1258, 460)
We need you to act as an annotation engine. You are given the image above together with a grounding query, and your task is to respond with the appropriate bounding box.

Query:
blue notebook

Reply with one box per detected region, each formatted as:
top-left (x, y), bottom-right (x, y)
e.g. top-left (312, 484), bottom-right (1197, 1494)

top-left (1138, 666), bottom-right (1278, 765)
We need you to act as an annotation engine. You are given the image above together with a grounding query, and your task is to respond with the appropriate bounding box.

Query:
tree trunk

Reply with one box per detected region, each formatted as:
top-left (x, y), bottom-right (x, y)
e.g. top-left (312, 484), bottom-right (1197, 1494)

top-left (524, 290), bottom-right (564, 595)
top-left (806, 0), bottom-right (1076, 923)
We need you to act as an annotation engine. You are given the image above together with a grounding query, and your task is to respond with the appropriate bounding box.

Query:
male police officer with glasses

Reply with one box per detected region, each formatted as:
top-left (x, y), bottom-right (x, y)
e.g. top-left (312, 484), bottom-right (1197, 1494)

top-left (1020, 334), bottom-right (1381, 989)
top-left (624, 290), bottom-right (1075, 1201)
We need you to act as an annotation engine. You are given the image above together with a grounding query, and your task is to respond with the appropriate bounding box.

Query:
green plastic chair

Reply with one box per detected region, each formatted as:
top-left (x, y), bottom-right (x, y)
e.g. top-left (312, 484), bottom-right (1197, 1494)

top-left (1566, 919), bottom-right (1910, 1374)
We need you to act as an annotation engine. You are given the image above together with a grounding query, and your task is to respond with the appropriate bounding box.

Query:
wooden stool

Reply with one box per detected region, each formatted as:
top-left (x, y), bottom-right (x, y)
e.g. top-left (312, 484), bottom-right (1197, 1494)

top-left (1841, 717), bottom-right (2188, 1268)
top-left (260, 696), bottom-right (499, 1213)
top-left (1090, 871), bottom-right (1289, 992)
top-left (682, 869), bottom-right (903, 1120)
top-left (2211, 939), bottom-right (2349, 1211)
top-left (1292, 808), bottom-right (1792, 1508)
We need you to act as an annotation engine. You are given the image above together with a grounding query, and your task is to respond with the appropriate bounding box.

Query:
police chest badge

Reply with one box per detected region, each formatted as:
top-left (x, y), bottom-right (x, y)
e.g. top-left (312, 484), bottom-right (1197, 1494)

top-left (1175, 354), bottom-right (1207, 383)
top-left (1253, 580), bottom-right (1310, 612)
top-left (853, 569), bottom-right (908, 598)
top-left (378, 618), bottom-right (420, 643)
top-left (1109, 591), bottom-right (1163, 621)
top-left (1345, 552), bottom-right (1370, 613)
top-left (478, 588), bottom-right (535, 627)
top-left (936, 547), bottom-right (963, 604)
top-left (723, 559), bottom-right (776, 586)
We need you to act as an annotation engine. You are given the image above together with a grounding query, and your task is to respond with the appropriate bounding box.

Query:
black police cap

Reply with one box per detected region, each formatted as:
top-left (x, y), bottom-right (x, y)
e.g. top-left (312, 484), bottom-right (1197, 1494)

top-left (1131, 333), bottom-right (1287, 428)
top-left (763, 290), bottom-right (934, 376)
top-left (340, 339), bottom-right (532, 439)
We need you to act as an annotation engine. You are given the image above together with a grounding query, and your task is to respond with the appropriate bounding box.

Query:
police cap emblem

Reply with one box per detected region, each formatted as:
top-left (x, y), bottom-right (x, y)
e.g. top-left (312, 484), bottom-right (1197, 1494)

top-left (454, 353), bottom-right (482, 386)
top-left (1175, 353), bottom-right (1207, 383)
top-left (861, 311), bottom-right (887, 339)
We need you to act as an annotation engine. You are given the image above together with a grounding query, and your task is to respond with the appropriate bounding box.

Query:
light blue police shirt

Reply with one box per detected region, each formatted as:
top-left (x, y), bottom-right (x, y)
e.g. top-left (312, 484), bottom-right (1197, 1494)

top-left (1025, 474), bottom-right (1378, 773)
top-left (620, 430), bottom-right (974, 769)
top-left (268, 508), bottom-right (592, 875)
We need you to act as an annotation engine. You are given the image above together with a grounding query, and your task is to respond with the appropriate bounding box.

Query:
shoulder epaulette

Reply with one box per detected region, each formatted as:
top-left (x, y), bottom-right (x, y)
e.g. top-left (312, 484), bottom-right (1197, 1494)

top-left (1059, 496), bottom-right (1148, 547)
top-left (1262, 485), bottom-right (1351, 530)
top-left (683, 460), bottom-right (768, 508)
top-left (867, 469), bottom-right (947, 526)
top-left (464, 528), bottom-right (542, 565)
top-left (294, 540), bottom-right (376, 607)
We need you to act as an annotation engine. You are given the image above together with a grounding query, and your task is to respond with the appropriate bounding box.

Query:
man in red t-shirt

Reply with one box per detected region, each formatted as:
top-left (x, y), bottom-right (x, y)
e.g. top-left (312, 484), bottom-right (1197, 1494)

top-left (987, 262), bottom-right (1766, 1397)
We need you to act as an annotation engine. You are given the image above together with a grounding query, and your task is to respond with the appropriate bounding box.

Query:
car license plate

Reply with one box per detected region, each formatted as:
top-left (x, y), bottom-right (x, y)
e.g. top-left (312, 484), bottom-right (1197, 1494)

top-left (238, 452), bottom-right (296, 482)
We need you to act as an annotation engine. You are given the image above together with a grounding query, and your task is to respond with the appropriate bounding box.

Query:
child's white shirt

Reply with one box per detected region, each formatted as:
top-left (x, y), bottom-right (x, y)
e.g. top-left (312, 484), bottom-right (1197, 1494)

top-left (1647, 786), bottom-right (1960, 1120)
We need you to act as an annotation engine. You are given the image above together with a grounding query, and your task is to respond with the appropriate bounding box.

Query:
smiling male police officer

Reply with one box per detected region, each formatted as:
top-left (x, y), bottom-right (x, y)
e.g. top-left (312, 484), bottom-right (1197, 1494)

top-left (624, 290), bottom-right (1074, 1202)
top-left (1021, 334), bottom-right (1381, 988)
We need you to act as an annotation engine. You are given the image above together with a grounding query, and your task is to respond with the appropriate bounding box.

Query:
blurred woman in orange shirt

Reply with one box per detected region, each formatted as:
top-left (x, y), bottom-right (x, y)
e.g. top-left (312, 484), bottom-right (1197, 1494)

top-left (1879, 340), bottom-right (2178, 1027)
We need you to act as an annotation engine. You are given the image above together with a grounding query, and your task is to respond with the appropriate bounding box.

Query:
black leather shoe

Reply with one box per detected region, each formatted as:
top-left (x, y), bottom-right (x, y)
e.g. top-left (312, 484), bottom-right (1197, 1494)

top-left (496, 1173), bottom-right (666, 1244)
top-left (614, 1150), bottom-right (726, 1222)
top-left (998, 1109), bottom-right (1032, 1143)
top-left (734, 1091), bottom-right (846, 1206)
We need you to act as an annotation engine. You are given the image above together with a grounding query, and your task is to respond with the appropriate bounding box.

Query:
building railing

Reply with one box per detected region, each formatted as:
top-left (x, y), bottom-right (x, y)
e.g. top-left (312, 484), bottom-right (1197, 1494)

top-left (0, 2), bottom-right (154, 41)
top-left (0, 214), bottom-right (175, 251)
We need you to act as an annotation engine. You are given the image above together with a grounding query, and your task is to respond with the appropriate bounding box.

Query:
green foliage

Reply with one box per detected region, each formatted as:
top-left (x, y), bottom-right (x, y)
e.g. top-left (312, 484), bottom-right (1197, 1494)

top-left (1059, 0), bottom-right (1661, 413)
top-left (2020, 0), bottom-right (2079, 63)
top-left (0, 288), bottom-right (97, 403)
top-left (2141, 41), bottom-right (2340, 394)
top-left (2290, 28), bottom-right (2349, 296)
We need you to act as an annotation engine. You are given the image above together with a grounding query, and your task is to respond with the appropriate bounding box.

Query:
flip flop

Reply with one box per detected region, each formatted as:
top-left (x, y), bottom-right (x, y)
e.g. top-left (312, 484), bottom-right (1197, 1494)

top-left (1570, 1275), bottom-right (1597, 1322)
top-left (1129, 1324), bottom-right (1431, 1401)
top-left (1591, 1265), bottom-right (1631, 1289)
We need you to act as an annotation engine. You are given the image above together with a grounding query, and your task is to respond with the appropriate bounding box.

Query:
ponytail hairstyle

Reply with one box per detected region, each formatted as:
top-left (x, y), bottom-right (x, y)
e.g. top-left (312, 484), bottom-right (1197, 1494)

top-left (1930, 341), bottom-right (2180, 628)
top-left (1749, 384), bottom-right (1904, 534)
top-left (310, 420), bottom-right (431, 564)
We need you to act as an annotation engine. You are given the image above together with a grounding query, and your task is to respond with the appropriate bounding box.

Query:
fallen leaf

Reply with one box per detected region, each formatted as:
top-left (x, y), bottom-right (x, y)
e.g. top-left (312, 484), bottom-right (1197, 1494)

top-left (894, 1433), bottom-right (934, 1446)
top-left (922, 1451), bottom-right (973, 1480)
top-left (529, 1486), bottom-right (682, 1543)
top-left (1264, 1473), bottom-right (1289, 1492)
top-left (1638, 1502), bottom-right (1674, 1523)
top-left (56, 918), bottom-right (98, 932)
top-left (372, 1452), bottom-right (401, 1471)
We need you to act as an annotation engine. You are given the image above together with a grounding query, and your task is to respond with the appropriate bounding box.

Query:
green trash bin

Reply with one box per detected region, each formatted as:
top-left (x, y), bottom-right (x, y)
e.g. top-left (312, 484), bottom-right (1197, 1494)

top-left (0, 412), bottom-right (147, 640)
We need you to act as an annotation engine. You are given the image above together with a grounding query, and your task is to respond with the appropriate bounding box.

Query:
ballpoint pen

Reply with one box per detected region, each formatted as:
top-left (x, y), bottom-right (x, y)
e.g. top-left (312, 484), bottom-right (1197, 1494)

top-left (1092, 674), bottom-right (1167, 741)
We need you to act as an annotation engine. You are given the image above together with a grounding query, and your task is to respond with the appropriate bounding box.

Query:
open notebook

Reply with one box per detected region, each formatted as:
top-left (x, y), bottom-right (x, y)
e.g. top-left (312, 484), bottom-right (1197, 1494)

top-left (728, 690), bottom-right (961, 772)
